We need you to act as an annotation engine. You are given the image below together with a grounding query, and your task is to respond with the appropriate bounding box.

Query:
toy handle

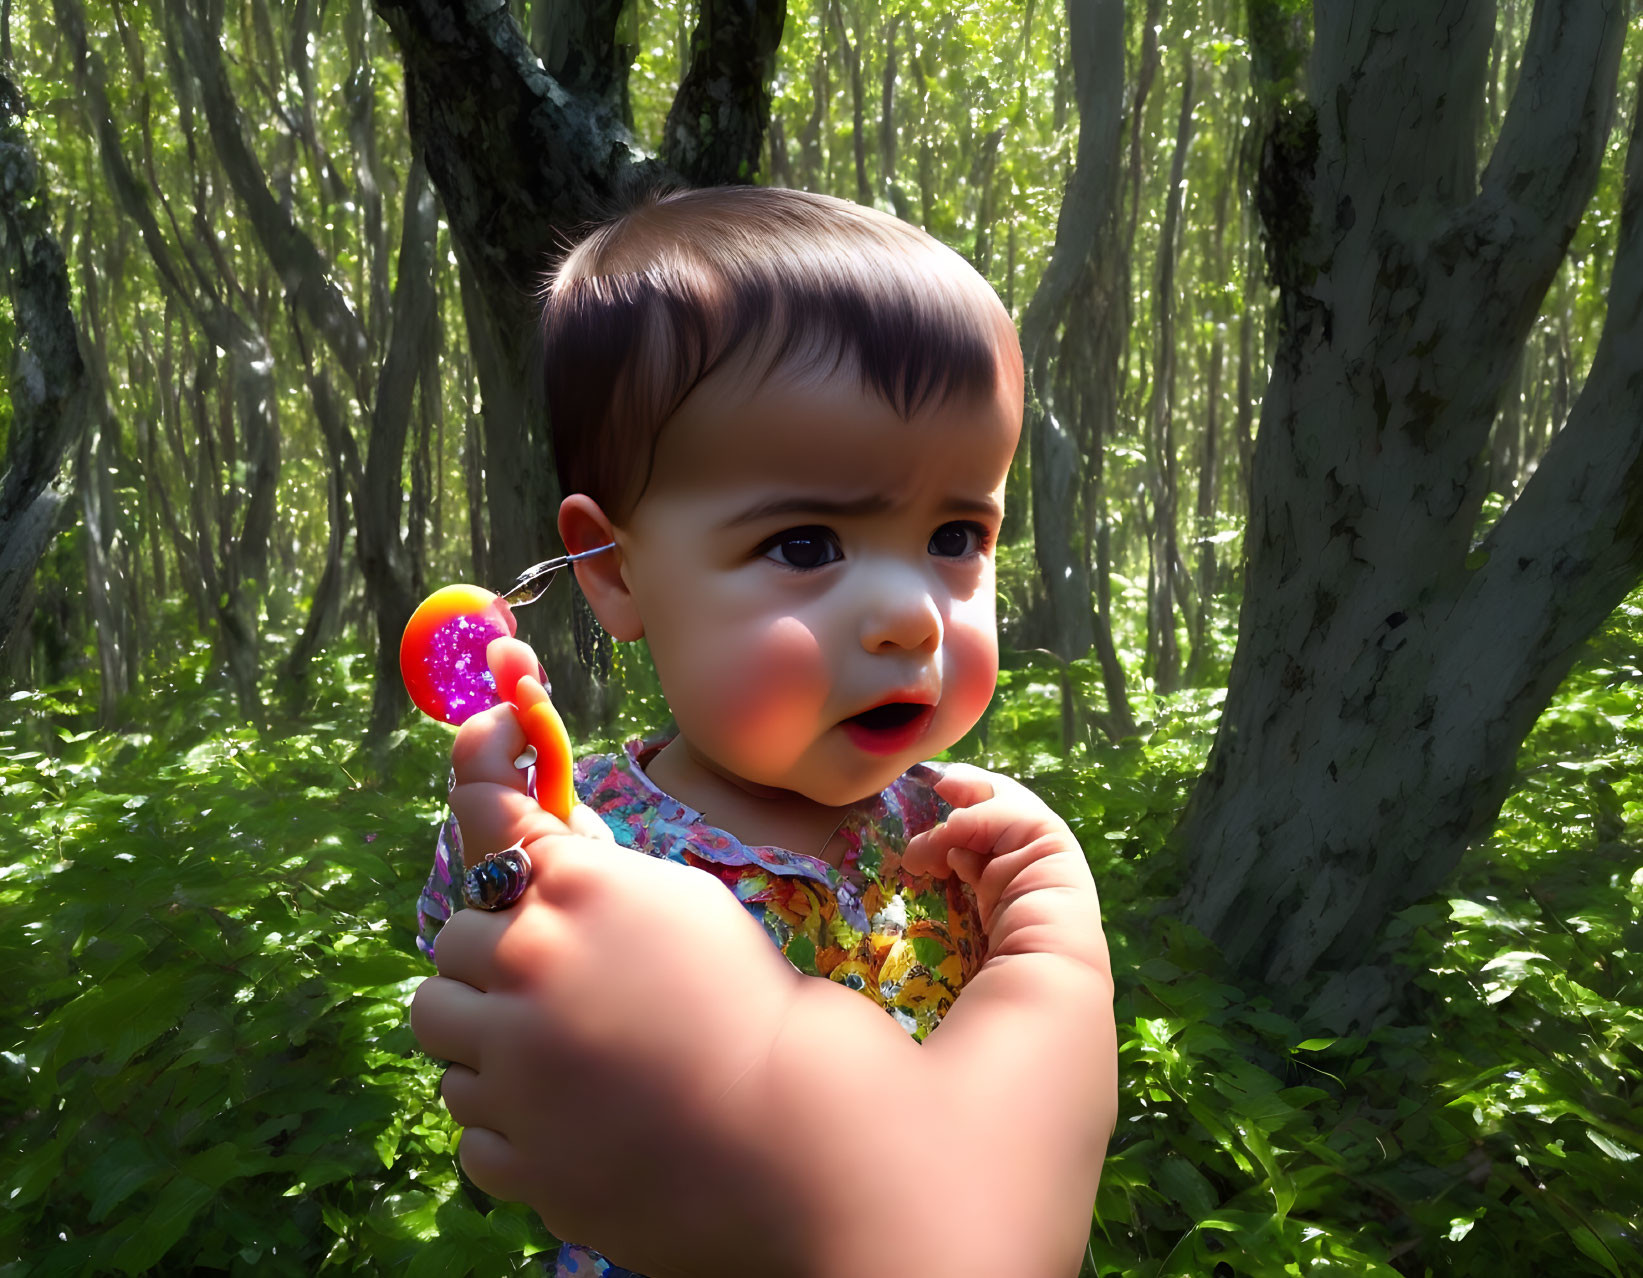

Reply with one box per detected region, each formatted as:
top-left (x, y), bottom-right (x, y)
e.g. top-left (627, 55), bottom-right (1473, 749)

top-left (511, 673), bottom-right (577, 822)
top-left (399, 583), bottom-right (576, 821)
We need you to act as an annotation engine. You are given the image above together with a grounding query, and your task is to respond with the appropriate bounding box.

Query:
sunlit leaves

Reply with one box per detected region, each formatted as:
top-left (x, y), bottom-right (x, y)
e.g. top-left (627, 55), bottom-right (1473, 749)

top-left (0, 642), bottom-right (549, 1274)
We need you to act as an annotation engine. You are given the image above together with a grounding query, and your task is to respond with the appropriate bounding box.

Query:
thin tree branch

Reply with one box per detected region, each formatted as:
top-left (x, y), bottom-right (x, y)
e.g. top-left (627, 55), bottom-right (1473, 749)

top-left (166, 0), bottom-right (369, 387)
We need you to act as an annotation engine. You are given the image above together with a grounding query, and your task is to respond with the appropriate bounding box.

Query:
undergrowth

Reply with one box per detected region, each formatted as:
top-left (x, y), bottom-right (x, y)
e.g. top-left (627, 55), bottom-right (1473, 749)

top-left (1, 596), bottom-right (1639, 1275)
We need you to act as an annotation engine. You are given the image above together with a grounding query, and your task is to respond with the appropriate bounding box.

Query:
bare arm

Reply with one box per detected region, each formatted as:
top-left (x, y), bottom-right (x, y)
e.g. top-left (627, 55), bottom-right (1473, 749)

top-left (818, 765), bottom-right (1118, 1277)
top-left (414, 663), bottom-right (1116, 1278)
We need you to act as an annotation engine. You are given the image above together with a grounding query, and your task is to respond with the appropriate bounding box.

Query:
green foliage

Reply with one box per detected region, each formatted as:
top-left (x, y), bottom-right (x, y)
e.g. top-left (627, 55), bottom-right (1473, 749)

top-left (5, 593), bottom-right (1640, 1275)
top-left (0, 639), bottom-right (552, 1275)
top-left (1075, 596), bottom-right (1643, 1278)
top-left (4, 2), bottom-right (1642, 1269)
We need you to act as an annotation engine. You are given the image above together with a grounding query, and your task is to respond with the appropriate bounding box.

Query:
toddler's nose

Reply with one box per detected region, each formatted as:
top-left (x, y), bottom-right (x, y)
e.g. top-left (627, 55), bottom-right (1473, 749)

top-left (857, 565), bottom-right (943, 654)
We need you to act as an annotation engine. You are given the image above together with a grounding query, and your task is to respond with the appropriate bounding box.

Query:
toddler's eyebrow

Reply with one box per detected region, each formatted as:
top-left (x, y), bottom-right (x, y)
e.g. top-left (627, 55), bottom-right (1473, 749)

top-left (721, 493), bottom-right (1000, 528)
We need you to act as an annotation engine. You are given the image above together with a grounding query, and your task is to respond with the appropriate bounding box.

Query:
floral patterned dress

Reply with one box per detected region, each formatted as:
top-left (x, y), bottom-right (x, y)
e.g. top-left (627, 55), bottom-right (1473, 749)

top-left (417, 736), bottom-right (987, 1277)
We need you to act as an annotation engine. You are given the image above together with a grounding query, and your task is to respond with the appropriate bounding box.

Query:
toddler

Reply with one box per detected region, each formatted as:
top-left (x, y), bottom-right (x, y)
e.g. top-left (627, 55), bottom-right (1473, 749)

top-left (411, 185), bottom-right (1117, 1278)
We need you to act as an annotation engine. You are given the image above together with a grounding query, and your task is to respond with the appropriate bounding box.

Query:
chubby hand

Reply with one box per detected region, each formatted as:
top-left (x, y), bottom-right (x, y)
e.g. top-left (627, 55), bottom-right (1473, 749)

top-left (902, 763), bottom-right (1108, 975)
top-left (444, 637), bottom-right (569, 862)
top-left (411, 637), bottom-right (829, 1275)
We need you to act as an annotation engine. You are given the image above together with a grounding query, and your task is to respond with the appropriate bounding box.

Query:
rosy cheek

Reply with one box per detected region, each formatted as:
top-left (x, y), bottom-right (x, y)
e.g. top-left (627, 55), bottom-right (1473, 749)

top-left (702, 617), bottom-right (829, 748)
top-left (942, 614), bottom-right (999, 727)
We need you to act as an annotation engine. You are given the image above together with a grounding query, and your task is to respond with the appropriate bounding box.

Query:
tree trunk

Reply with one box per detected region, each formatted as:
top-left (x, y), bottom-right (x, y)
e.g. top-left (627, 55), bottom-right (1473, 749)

top-left (879, 12), bottom-right (911, 221)
top-left (1234, 295), bottom-right (1254, 510)
top-left (970, 127), bottom-right (1006, 278)
top-left (361, 153), bottom-right (439, 742)
top-left (375, 0), bottom-right (784, 727)
top-left (532, 0), bottom-right (629, 104)
top-left (1188, 324), bottom-right (1223, 680)
top-left (1172, 2), bottom-right (1641, 1027)
top-left (663, 0), bottom-right (787, 186)
top-left (76, 421), bottom-right (130, 725)
top-left (0, 71), bottom-right (92, 676)
top-left (1124, 0), bottom-right (1164, 257)
top-left (796, 44), bottom-right (828, 193)
top-left (1144, 60), bottom-right (1194, 694)
top-left (1017, 0), bottom-right (1124, 669)
top-left (280, 428), bottom-right (349, 703)
top-left (910, 39), bottom-right (935, 227)
top-left (828, 0), bottom-right (868, 206)
top-left (72, 205), bottom-right (135, 720)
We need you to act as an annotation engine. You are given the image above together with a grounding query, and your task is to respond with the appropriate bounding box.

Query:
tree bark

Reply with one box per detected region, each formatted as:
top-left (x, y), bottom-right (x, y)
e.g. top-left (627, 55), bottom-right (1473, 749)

top-left (663, 0), bottom-right (787, 186)
top-left (374, 0), bottom-right (784, 726)
top-left (1144, 59), bottom-right (1194, 694)
top-left (796, 43), bottom-right (828, 193)
top-left (1188, 324), bottom-right (1223, 681)
top-left (1172, 1), bottom-right (1640, 1024)
top-left (360, 152), bottom-right (439, 742)
top-left (532, 0), bottom-right (629, 105)
top-left (1018, 0), bottom-right (1124, 671)
top-left (0, 72), bottom-right (91, 675)
top-left (828, 0), bottom-right (869, 206)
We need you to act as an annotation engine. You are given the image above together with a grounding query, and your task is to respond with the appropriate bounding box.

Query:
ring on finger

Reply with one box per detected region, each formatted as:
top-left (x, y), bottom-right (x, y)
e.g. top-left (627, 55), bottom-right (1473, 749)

top-left (462, 840), bottom-right (532, 910)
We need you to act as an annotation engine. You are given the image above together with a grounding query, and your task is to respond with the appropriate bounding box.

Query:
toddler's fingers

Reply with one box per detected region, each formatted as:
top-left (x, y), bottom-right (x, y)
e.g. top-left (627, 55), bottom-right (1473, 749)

top-left (485, 636), bottom-right (546, 705)
top-left (928, 762), bottom-right (998, 809)
top-left (900, 826), bottom-right (951, 878)
top-left (449, 769), bottom-right (611, 855)
top-left (455, 1122), bottom-right (534, 1204)
top-left (904, 765), bottom-right (996, 876)
top-left (514, 674), bottom-right (577, 819)
top-left (948, 846), bottom-right (988, 886)
top-left (410, 974), bottom-right (491, 1063)
top-left (426, 904), bottom-right (524, 991)
top-left (452, 703), bottom-right (533, 793)
top-left (905, 800), bottom-right (1012, 863)
top-left (441, 1062), bottom-right (514, 1133)
top-left (450, 780), bottom-right (567, 861)
top-left (903, 818), bottom-right (999, 888)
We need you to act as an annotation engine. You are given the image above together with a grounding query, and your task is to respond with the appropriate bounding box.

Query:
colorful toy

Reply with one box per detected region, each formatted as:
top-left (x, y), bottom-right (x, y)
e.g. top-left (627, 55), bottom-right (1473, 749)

top-left (399, 546), bottom-right (614, 822)
top-left (399, 584), bottom-right (519, 727)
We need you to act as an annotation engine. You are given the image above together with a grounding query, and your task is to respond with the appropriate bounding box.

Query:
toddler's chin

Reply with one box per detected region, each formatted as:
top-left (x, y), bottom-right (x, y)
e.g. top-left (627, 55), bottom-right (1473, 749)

top-left (795, 749), bottom-right (935, 808)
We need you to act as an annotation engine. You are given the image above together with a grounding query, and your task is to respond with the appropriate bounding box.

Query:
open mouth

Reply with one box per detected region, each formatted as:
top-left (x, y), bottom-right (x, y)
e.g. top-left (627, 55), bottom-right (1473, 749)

top-left (841, 701), bottom-right (935, 756)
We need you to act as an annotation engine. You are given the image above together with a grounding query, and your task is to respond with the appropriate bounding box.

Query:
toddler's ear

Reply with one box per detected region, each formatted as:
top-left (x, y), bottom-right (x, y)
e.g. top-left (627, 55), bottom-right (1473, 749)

top-left (558, 494), bottom-right (643, 642)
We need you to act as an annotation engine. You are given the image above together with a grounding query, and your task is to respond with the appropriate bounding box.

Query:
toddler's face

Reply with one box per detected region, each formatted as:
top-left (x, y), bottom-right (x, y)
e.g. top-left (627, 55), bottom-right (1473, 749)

top-left (605, 347), bottom-right (1022, 807)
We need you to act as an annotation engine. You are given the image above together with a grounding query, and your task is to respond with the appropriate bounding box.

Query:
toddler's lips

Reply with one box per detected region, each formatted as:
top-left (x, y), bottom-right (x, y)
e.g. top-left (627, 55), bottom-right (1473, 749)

top-left (841, 701), bottom-right (936, 756)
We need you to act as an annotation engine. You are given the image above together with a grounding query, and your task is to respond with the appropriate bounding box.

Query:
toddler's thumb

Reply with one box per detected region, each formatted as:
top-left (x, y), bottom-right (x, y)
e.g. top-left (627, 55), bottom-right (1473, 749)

top-left (486, 635), bottom-right (548, 704)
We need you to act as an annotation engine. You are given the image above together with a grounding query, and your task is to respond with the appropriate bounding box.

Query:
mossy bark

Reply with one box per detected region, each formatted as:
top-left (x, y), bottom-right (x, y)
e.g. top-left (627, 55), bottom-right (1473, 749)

top-left (1171, 1), bottom-right (1643, 1023)
top-left (0, 71), bottom-right (92, 677)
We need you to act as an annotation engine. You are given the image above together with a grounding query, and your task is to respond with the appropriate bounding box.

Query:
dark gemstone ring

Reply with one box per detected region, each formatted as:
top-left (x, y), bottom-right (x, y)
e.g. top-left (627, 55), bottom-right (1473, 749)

top-left (462, 843), bottom-right (533, 911)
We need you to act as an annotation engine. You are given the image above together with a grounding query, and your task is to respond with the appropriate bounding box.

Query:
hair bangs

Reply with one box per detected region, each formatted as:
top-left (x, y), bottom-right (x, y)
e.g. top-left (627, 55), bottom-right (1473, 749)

top-left (541, 186), bottom-right (1018, 521)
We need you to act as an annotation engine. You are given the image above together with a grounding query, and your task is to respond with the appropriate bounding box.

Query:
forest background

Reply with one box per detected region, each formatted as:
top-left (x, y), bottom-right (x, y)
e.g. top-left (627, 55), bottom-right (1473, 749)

top-left (2, 0), bottom-right (1641, 1274)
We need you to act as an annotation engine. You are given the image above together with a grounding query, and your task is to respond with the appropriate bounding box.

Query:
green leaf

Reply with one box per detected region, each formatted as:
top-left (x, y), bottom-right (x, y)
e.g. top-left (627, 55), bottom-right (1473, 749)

top-left (108, 1171), bottom-right (214, 1273)
top-left (1570, 1223), bottom-right (1625, 1278)
top-left (1154, 1154), bottom-right (1219, 1221)
top-left (85, 1139), bottom-right (168, 1223)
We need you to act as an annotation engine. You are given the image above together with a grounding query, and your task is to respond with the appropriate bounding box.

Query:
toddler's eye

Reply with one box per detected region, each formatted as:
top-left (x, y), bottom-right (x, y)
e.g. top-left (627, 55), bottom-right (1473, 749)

top-left (929, 521), bottom-right (988, 558)
top-left (762, 527), bottom-right (843, 570)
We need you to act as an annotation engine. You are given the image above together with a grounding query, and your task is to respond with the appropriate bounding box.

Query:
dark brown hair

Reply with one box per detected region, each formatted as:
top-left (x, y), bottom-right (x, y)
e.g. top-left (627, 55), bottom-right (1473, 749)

top-left (539, 185), bottom-right (1021, 522)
